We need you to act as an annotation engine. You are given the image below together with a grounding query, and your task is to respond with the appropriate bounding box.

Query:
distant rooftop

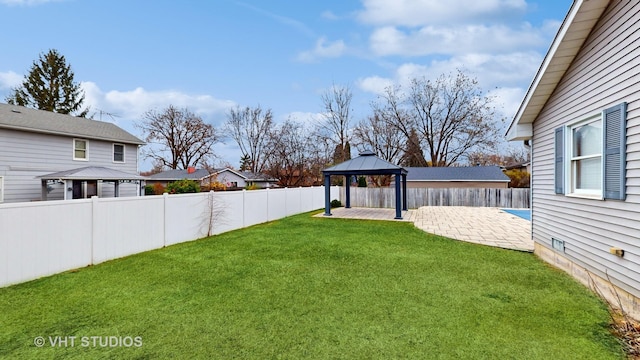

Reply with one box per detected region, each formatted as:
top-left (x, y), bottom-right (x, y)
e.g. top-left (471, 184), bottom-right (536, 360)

top-left (406, 166), bottom-right (510, 182)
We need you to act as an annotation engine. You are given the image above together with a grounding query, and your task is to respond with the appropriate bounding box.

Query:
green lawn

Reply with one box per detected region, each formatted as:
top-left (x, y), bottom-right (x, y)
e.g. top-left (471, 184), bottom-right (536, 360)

top-left (0, 212), bottom-right (625, 359)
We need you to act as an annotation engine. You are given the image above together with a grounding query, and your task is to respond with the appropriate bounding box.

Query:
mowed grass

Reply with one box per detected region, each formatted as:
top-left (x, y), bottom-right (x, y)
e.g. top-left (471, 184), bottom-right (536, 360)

top-left (0, 212), bottom-right (624, 359)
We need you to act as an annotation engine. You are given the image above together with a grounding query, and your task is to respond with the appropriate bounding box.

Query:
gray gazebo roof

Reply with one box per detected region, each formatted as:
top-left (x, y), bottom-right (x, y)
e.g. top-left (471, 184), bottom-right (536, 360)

top-left (39, 166), bottom-right (146, 181)
top-left (323, 150), bottom-right (407, 176)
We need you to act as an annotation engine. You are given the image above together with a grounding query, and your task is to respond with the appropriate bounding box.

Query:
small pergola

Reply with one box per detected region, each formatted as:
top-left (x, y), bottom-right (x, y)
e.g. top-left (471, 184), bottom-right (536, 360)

top-left (323, 150), bottom-right (408, 219)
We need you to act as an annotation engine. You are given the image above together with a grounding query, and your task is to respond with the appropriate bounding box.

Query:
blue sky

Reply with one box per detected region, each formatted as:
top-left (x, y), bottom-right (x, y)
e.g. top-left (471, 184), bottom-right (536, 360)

top-left (0, 0), bottom-right (572, 170)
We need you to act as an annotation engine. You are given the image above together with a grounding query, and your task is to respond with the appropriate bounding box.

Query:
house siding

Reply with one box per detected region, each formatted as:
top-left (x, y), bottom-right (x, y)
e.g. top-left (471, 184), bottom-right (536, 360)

top-left (532, 1), bottom-right (640, 298)
top-left (0, 128), bottom-right (139, 203)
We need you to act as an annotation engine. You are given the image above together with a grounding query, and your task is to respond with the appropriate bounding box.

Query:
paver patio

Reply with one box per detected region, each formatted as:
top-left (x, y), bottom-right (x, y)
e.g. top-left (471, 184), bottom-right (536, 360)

top-left (318, 206), bottom-right (533, 252)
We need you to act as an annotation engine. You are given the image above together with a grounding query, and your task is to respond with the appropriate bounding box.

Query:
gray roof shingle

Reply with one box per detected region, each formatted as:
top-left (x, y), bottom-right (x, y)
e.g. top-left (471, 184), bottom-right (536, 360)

top-left (0, 103), bottom-right (144, 145)
top-left (406, 166), bottom-right (510, 182)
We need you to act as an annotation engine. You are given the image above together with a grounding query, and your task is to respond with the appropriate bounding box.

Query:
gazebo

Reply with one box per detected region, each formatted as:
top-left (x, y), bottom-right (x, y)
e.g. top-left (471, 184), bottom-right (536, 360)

top-left (323, 150), bottom-right (408, 219)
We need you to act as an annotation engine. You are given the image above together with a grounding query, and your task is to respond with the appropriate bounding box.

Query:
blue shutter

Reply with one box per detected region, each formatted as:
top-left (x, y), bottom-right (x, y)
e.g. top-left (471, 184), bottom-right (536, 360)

top-left (603, 102), bottom-right (627, 200)
top-left (554, 127), bottom-right (564, 194)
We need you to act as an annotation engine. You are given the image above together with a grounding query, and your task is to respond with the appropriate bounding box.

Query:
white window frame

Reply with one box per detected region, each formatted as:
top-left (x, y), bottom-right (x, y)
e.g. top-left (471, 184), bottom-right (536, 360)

top-left (0, 176), bottom-right (4, 203)
top-left (113, 143), bottom-right (125, 163)
top-left (73, 139), bottom-right (89, 161)
top-left (565, 114), bottom-right (603, 199)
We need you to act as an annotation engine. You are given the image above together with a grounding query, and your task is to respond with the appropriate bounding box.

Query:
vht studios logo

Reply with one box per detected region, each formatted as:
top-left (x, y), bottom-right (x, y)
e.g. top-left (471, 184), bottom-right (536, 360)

top-left (34, 336), bottom-right (143, 348)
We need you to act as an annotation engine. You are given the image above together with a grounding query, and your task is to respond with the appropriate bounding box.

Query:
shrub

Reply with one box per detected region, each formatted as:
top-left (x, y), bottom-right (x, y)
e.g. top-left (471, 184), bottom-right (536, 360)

top-left (245, 183), bottom-right (259, 190)
top-left (153, 182), bottom-right (165, 195)
top-left (201, 182), bottom-right (227, 192)
top-left (166, 179), bottom-right (200, 194)
top-left (330, 199), bottom-right (342, 208)
top-left (357, 176), bottom-right (367, 187)
top-left (504, 169), bottom-right (530, 188)
top-left (144, 185), bottom-right (154, 195)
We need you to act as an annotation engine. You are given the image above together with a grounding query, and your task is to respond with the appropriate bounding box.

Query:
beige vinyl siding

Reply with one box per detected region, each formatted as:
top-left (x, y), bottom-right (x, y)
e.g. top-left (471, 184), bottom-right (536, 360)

top-left (0, 128), bottom-right (139, 203)
top-left (532, 1), bottom-right (640, 297)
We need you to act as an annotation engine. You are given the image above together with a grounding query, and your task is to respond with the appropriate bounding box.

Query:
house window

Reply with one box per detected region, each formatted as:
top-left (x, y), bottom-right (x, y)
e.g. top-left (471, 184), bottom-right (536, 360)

top-left (555, 103), bottom-right (627, 200)
top-left (74, 139), bottom-right (88, 160)
top-left (113, 144), bottom-right (125, 163)
top-left (569, 116), bottom-right (602, 196)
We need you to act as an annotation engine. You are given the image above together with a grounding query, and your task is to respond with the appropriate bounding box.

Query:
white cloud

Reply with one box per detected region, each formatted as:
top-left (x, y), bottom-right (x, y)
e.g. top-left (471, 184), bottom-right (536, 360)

top-left (487, 87), bottom-right (526, 119)
top-left (357, 0), bottom-right (527, 27)
top-left (0, 71), bottom-right (21, 90)
top-left (296, 37), bottom-right (347, 62)
top-left (356, 75), bottom-right (395, 95)
top-left (356, 51), bottom-right (542, 121)
top-left (81, 81), bottom-right (236, 125)
top-left (370, 23), bottom-right (544, 56)
top-left (321, 10), bottom-right (339, 21)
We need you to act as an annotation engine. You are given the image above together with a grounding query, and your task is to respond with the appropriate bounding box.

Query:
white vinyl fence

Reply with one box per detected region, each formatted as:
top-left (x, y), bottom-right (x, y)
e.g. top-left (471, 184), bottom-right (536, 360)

top-left (0, 186), bottom-right (338, 288)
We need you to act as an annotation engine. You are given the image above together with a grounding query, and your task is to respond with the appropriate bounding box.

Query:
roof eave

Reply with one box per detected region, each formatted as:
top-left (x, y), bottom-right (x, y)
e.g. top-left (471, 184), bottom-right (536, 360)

top-left (506, 0), bottom-right (610, 141)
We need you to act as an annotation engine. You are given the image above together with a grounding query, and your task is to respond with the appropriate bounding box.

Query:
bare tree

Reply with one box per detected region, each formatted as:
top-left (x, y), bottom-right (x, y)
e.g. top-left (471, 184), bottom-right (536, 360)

top-left (352, 113), bottom-right (404, 164)
top-left (264, 118), bottom-right (311, 186)
top-left (317, 84), bottom-right (353, 163)
top-left (224, 105), bottom-right (273, 174)
top-left (378, 70), bottom-right (501, 166)
top-left (137, 105), bottom-right (219, 169)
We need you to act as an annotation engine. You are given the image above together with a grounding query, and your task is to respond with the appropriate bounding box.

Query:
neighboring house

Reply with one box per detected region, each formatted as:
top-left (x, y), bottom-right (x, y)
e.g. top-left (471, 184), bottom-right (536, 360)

top-left (240, 171), bottom-right (279, 188)
top-left (147, 168), bottom-right (278, 189)
top-left (0, 103), bottom-right (145, 203)
top-left (400, 166), bottom-right (510, 189)
top-left (504, 161), bottom-right (531, 174)
top-left (506, 0), bottom-right (640, 318)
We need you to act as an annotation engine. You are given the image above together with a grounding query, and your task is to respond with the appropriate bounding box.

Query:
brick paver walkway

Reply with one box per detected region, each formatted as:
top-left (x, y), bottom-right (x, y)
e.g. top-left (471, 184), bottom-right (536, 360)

top-left (316, 206), bottom-right (532, 252)
top-left (413, 206), bottom-right (532, 252)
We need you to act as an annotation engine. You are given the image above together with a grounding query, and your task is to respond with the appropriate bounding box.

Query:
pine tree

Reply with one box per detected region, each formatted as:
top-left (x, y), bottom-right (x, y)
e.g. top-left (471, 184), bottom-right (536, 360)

top-left (6, 49), bottom-right (87, 116)
top-left (400, 128), bottom-right (428, 167)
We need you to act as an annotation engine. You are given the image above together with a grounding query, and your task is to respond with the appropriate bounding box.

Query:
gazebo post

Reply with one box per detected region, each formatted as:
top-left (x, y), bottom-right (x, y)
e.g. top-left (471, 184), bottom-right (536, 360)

top-left (345, 175), bottom-right (351, 208)
top-left (402, 173), bottom-right (407, 211)
top-left (394, 173), bottom-right (402, 219)
top-left (324, 173), bottom-right (332, 216)
top-left (41, 180), bottom-right (48, 201)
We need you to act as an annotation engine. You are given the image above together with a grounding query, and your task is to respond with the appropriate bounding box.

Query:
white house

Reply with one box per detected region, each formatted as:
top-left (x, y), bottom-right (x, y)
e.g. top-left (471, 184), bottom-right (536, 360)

top-left (0, 103), bottom-right (145, 203)
top-left (506, 0), bottom-right (640, 318)
top-left (147, 168), bottom-right (278, 190)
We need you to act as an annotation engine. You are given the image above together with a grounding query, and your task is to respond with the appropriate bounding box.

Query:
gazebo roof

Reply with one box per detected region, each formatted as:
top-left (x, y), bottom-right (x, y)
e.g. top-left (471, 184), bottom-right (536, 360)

top-left (323, 150), bottom-right (407, 176)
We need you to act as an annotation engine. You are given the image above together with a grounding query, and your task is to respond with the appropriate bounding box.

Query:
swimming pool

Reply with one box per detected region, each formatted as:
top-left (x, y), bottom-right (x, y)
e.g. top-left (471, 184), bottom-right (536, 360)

top-left (501, 209), bottom-right (531, 221)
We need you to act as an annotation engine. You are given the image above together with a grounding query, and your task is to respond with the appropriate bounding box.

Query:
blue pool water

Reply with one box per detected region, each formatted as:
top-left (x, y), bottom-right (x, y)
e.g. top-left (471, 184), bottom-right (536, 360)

top-left (501, 209), bottom-right (530, 221)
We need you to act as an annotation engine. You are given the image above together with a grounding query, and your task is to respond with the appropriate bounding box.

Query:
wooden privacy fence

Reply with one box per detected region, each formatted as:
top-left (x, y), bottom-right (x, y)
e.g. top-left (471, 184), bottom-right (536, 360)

top-left (338, 187), bottom-right (530, 209)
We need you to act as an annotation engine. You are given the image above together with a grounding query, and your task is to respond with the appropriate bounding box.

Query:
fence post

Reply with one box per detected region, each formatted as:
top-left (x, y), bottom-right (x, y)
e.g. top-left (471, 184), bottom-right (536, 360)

top-left (163, 193), bottom-right (168, 247)
top-left (91, 196), bottom-right (98, 265)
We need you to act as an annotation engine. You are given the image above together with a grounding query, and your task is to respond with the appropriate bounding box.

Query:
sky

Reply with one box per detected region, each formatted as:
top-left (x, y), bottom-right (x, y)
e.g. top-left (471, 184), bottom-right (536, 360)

top-left (0, 0), bottom-right (572, 171)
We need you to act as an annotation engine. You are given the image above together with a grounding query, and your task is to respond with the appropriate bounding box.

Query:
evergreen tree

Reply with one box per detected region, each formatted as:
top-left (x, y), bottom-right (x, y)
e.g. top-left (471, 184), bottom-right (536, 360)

top-left (6, 49), bottom-right (87, 116)
top-left (344, 141), bottom-right (351, 160)
top-left (239, 154), bottom-right (252, 171)
top-left (400, 128), bottom-right (428, 167)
